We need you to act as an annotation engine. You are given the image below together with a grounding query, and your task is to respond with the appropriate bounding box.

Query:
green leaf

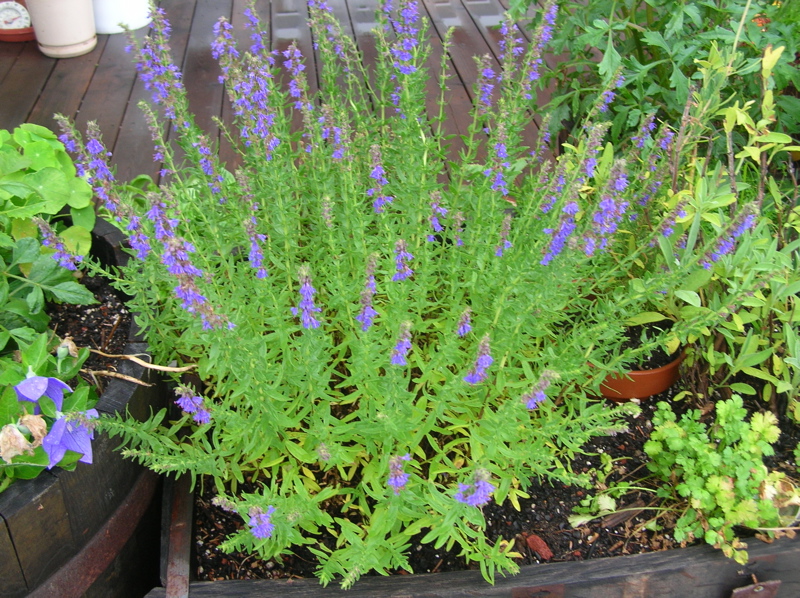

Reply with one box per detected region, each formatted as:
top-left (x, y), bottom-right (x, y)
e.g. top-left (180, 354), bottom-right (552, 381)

top-left (598, 37), bottom-right (621, 79)
top-left (11, 236), bottom-right (40, 266)
top-left (22, 168), bottom-right (71, 214)
top-left (20, 332), bottom-right (49, 370)
top-left (59, 225), bottom-right (92, 256)
top-left (641, 31), bottom-right (670, 53)
top-left (23, 141), bottom-right (59, 171)
top-left (0, 148), bottom-right (31, 177)
top-left (674, 290), bottom-right (701, 307)
top-left (69, 204), bottom-right (96, 232)
top-left (0, 276), bottom-right (8, 307)
top-left (626, 312), bottom-right (669, 326)
top-left (729, 383), bottom-right (756, 395)
top-left (25, 286), bottom-right (44, 315)
top-left (0, 385), bottom-right (21, 426)
top-left (66, 177), bottom-right (93, 209)
top-left (50, 281), bottom-right (98, 305)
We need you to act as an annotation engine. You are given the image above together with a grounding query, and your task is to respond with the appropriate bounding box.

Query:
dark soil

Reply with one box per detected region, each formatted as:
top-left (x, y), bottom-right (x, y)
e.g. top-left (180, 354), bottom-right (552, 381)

top-left (190, 384), bottom-right (800, 582)
top-left (47, 271), bottom-right (132, 391)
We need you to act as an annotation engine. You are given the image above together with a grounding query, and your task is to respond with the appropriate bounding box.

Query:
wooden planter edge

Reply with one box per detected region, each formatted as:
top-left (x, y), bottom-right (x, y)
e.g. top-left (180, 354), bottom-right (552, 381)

top-left (147, 474), bottom-right (800, 598)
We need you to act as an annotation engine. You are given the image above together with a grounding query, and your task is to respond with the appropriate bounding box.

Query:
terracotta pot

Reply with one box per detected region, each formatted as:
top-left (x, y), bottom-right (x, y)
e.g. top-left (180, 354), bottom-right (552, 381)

top-left (600, 350), bottom-right (685, 402)
top-left (26, 0), bottom-right (96, 58)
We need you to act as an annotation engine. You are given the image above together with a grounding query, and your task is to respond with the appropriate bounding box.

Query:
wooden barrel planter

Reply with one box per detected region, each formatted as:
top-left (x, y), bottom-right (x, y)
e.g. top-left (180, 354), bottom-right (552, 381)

top-left (145, 475), bottom-right (800, 598)
top-left (0, 219), bottom-right (165, 598)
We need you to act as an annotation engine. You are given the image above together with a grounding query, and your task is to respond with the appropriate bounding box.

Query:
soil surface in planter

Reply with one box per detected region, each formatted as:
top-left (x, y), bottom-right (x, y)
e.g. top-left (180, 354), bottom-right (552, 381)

top-left (47, 272), bottom-right (132, 389)
top-left (191, 386), bottom-right (800, 582)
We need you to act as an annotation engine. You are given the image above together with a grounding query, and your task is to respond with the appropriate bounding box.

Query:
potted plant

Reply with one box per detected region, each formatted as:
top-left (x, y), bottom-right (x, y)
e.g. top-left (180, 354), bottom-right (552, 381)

top-left (25, 0), bottom-right (96, 58)
top-left (0, 124), bottom-right (164, 596)
top-left (91, 0), bottom-right (150, 35)
top-left (55, 2), bottom-right (798, 591)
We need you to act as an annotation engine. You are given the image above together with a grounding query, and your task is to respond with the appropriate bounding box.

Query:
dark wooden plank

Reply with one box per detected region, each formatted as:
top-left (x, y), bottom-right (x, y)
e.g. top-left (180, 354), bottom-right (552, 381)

top-left (145, 535), bottom-right (800, 598)
top-left (0, 43), bottom-right (56, 131)
top-left (114, 0), bottom-right (200, 183)
top-left (0, 41), bottom-right (25, 86)
top-left (73, 32), bottom-right (142, 151)
top-left (0, 473), bottom-right (77, 591)
top-left (422, 0), bottom-right (496, 99)
top-left (181, 0), bottom-right (232, 137)
top-left (0, 517), bottom-right (28, 597)
top-left (53, 434), bottom-right (141, 546)
top-left (26, 37), bottom-right (109, 130)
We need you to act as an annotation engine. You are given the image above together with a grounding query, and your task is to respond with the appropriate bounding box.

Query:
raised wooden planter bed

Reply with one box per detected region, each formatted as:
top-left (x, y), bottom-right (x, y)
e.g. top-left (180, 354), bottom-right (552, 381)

top-left (0, 220), bottom-right (165, 598)
top-left (146, 474), bottom-right (800, 598)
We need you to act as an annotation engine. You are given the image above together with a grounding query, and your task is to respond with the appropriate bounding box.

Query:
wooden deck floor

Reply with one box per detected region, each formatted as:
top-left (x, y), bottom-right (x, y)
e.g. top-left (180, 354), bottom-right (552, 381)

top-left (0, 0), bottom-right (548, 183)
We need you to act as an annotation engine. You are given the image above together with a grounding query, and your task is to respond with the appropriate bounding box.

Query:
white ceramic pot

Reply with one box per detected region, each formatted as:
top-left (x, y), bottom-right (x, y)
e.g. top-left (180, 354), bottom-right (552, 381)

top-left (92, 0), bottom-right (151, 34)
top-left (26, 0), bottom-right (97, 58)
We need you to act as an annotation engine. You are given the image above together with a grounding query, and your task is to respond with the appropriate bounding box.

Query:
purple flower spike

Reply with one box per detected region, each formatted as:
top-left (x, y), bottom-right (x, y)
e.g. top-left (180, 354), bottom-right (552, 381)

top-left (391, 321), bottom-right (412, 366)
top-left (291, 265), bottom-right (322, 329)
top-left (175, 385), bottom-right (203, 413)
top-left (392, 239), bottom-right (414, 281)
top-left (14, 375), bottom-right (72, 413)
top-left (427, 195), bottom-right (448, 242)
top-left (454, 469), bottom-right (495, 507)
top-left (388, 453), bottom-right (412, 494)
top-left (456, 308), bottom-right (472, 337)
top-left (42, 409), bottom-right (99, 469)
top-left (464, 335), bottom-right (492, 384)
top-left (495, 213), bottom-right (513, 257)
top-left (522, 370), bottom-right (555, 409)
top-left (248, 505), bottom-right (276, 539)
top-left (34, 218), bottom-right (83, 271)
top-left (355, 255), bottom-right (379, 331)
top-left (368, 145), bottom-right (393, 213)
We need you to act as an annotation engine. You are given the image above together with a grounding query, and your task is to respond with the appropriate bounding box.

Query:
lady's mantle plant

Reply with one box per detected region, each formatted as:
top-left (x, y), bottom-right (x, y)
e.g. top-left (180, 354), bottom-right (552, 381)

top-left (60, 2), bottom-right (773, 587)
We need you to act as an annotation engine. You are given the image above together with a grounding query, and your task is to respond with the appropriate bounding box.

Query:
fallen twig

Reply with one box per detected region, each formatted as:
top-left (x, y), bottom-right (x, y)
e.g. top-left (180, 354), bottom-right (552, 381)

top-left (80, 369), bottom-right (154, 386)
top-left (89, 349), bottom-right (196, 372)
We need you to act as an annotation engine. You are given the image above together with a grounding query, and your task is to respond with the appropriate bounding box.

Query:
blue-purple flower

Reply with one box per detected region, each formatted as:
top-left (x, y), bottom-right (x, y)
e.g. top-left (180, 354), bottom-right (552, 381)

top-left (521, 0), bottom-right (557, 99)
top-left (174, 385), bottom-right (211, 424)
top-left (355, 255), bottom-right (379, 331)
top-left (427, 195), bottom-right (448, 242)
top-left (495, 213), bottom-right (513, 257)
top-left (392, 239), bottom-right (414, 281)
top-left (522, 371), bottom-right (555, 409)
top-left (368, 145), bottom-right (393, 213)
top-left (14, 374), bottom-right (72, 413)
top-left (248, 505), bottom-right (276, 539)
top-left (291, 265), bottom-right (323, 329)
top-left (33, 218), bottom-right (83, 271)
top-left (464, 335), bottom-right (492, 384)
top-left (454, 469), bottom-right (495, 507)
top-left (391, 321), bottom-right (412, 366)
top-left (42, 409), bottom-right (99, 469)
top-left (456, 308), bottom-right (472, 337)
top-left (701, 209), bottom-right (757, 269)
top-left (388, 453), bottom-right (411, 494)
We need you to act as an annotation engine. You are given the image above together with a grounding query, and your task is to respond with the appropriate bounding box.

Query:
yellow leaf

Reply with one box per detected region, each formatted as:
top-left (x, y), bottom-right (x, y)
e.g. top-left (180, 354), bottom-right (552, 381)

top-left (762, 44), bottom-right (785, 76)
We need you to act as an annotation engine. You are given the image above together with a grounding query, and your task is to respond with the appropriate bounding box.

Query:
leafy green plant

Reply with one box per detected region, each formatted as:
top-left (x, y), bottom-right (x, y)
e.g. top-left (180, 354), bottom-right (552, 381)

top-left (0, 124), bottom-right (101, 492)
top-left (511, 0), bottom-right (800, 146)
top-left (644, 397), bottom-right (799, 564)
top-left (571, 396), bottom-right (800, 563)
